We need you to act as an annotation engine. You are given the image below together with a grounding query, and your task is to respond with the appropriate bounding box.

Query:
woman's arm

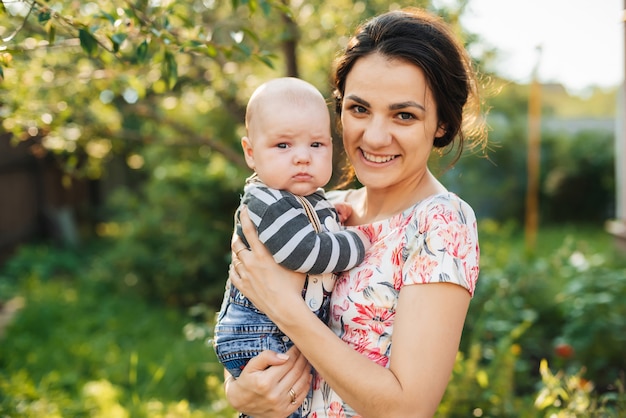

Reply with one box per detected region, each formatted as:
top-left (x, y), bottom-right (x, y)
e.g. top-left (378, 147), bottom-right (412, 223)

top-left (232, 207), bottom-right (471, 417)
top-left (224, 345), bottom-right (312, 417)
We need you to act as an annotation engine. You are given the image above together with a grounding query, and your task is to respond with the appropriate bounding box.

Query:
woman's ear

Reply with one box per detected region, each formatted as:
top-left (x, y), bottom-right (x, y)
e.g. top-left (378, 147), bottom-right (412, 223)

top-left (435, 122), bottom-right (447, 140)
top-left (241, 137), bottom-right (255, 170)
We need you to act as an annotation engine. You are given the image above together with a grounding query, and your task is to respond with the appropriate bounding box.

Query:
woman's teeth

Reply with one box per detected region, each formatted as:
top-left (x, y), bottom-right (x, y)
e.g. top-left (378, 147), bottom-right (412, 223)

top-left (362, 150), bottom-right (396, 163)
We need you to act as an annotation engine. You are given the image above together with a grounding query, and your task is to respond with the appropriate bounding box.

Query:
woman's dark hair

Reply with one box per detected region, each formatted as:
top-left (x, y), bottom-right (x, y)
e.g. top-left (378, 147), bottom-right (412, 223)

top-left (332, 8), bottom-right (486, 185)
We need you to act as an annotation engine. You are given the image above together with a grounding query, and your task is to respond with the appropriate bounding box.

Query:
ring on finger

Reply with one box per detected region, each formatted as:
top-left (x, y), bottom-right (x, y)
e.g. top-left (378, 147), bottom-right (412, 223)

top-left (235, 247), bottom-right (249, 257)
top-left (288, 387), bottom-right (297, 404)
top-left (233, 260), bottom-right (243, 269)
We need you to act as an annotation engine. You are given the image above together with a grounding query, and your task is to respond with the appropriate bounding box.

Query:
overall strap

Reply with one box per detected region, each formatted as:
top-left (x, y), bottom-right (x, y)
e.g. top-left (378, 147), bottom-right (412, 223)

top-left (294, 195), bottom-right (322, 233)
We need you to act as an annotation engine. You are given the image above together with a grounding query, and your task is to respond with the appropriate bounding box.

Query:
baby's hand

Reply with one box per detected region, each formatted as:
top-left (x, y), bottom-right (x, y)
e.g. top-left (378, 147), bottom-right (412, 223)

top-left (334, 202), bottom-right (353, 223)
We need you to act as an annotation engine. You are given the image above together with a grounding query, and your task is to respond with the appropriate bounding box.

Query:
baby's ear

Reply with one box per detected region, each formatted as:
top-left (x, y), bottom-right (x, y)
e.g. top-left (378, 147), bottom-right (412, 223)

top-left (241, 137), bottom-right (255, 169)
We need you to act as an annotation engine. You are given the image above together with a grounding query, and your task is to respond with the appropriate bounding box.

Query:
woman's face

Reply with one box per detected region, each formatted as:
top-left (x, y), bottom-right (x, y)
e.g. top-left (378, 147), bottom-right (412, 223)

top-left (341, 53), bottom-right (445, 193)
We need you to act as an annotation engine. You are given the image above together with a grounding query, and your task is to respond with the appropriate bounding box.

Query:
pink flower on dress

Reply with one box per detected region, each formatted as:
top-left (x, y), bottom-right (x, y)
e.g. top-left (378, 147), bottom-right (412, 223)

top-left (362, 223), bottom-right (383, 243)
top-left (341, 324), bottom-right (371, 352)
top-left (332, 299), bottom-right (350, 323)
top-left (328, 401), bottom-right (347, 418)
top-left (353, 268), bottom-right (374, 293)
top-left (366, 242), bottom-right (386, 268)
top-left (334, 273), bottom-right (351, 299)
top-left (389, 211), bottom-right (405, 229)
top-left (438, 222), bottom-right (473, 259)
top-left (407, 254), bottom-right (439, 284)
top-left (352, 303), bottom-right (394, 335)
top-left (391, 245), bottom-right (403, 267)
top-left (365, 346), bottom-right (389, 367)
top-left (420, 202), bottom-right (456, 233)
top-left (464, 263), bottom-right (479, 296)
top-left (391, 245), bottom-right (404, 289)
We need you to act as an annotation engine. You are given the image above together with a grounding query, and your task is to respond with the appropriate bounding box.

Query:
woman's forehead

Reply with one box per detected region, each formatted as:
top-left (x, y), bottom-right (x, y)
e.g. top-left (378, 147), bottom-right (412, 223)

top-left (345, 54), bottom-right (433, 105)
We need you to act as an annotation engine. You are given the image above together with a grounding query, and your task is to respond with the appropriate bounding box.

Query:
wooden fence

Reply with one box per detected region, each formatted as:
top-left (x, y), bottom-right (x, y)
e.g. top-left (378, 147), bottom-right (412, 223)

top-left (0, 134), bottom-right (93, 265)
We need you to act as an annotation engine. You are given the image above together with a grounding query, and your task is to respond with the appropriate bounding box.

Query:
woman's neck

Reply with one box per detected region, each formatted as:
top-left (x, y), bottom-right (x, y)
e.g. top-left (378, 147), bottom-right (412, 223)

top-left (347, 171), bottom-right (447, 225)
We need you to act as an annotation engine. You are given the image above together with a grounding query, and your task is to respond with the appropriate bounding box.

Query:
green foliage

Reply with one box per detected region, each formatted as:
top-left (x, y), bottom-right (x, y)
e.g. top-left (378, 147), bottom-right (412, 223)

top-left (556, 261), bottom-right (626, 388)
top-left (0, 245), bottom-right (235, 417)
top-left (2, 222), bottom-right (625, 416)
top-left (1, 0), bottom-right (449, 182)
top-left (542, 130), bottom-right (615, 223)
top-left (534, 359), bottom-right (625, 417)
top-left (439, 80), bottom-right (616, 223)
top-left (92, 146), bottom-right (245, 307)
top-left (438, 221), bottom-right (626, 416)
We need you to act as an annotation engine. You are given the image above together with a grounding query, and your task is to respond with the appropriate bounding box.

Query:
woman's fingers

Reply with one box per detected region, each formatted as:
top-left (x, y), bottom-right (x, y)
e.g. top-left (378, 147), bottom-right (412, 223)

top-left (289, 347), bottom-right (313, 408)
top-left (243, 350), bottom-right (290, 378)
top-left (239, 207), bottom-right (270, 257)
top-left (238, 206), bottom-right (256, 248)
top-left (235, 347), bottom-right (311, 415)
top-left (268, 346), bottom-right (311, 413)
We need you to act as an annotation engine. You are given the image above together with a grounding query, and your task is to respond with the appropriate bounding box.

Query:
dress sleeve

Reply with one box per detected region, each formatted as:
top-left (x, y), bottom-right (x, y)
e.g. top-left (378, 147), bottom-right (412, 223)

top-left (402, 195), bottom-right (480, 296)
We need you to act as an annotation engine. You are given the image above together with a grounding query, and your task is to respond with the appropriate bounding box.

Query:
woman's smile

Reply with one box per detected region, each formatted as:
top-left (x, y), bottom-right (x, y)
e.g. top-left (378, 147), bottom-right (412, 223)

top-left (360, 149), bottom-right (398, 164)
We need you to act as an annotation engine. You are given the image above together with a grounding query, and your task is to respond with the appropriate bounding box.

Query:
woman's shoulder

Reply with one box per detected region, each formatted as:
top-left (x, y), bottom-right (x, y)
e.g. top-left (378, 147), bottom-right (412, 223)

top-left (412, 192), bottom-right (476, 224)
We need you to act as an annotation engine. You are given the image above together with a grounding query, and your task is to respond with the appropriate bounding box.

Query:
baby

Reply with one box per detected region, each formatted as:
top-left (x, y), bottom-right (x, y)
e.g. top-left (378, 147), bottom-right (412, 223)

top-left (213, 77), bottom-right (369, 418)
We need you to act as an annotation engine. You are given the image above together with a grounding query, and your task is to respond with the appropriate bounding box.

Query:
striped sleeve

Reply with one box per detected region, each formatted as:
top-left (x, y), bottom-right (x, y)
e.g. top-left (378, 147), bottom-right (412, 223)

top-left (242, 186), bottom-right (367, 274)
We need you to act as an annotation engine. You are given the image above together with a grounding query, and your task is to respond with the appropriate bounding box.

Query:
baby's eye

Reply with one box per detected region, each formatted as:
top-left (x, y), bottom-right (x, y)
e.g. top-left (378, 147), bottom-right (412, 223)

top-left (277, 143), bottom-right (288, 149)
top-left (311, 142), bottom-right (322, 148)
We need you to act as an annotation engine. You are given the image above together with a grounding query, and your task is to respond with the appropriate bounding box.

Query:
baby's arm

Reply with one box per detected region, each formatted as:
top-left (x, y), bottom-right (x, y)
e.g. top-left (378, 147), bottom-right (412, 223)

top-left (245, 191), bottom-right (368, 275)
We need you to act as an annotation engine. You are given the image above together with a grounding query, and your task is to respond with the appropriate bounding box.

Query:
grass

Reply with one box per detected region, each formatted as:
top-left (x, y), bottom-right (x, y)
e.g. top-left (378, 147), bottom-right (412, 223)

top-left (0, 262), bottom-right (236, 417)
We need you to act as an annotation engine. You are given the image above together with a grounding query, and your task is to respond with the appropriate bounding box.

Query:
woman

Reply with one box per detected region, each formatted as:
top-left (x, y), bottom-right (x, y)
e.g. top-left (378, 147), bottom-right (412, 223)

top-left (226, 7), bottom-right (487, 417)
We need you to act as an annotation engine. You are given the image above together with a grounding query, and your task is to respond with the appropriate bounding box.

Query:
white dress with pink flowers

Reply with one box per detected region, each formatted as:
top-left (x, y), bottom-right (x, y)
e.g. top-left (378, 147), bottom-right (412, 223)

top-left (308, 191), bottom-right (480, 417)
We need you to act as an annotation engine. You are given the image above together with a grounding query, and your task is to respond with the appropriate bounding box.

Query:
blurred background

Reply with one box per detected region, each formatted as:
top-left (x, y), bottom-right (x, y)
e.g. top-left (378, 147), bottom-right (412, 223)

top-left (0, 0), bottom-right (625, 416)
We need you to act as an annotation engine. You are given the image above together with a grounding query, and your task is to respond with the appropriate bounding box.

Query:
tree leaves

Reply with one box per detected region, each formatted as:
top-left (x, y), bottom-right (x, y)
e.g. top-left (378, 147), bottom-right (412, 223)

top-left (110, 33), bottom-right (128, 53)
top-left (136, 39), bottom-right (150, 63)
top-left (1, 0), bottom-right (455, 181)
top-left (78, 29), bottom-right (99, 56)
top-left (162, 51), bottom-right (178, 89)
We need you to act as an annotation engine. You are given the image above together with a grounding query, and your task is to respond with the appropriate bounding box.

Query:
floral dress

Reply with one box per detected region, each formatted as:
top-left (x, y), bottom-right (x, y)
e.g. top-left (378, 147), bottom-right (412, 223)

top-left (308, 191), bottom-right (480, 417)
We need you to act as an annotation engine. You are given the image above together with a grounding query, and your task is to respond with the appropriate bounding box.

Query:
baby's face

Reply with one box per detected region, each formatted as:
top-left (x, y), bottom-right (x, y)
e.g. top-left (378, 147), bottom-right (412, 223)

top-left (243, 99), bottom-right (333, 196)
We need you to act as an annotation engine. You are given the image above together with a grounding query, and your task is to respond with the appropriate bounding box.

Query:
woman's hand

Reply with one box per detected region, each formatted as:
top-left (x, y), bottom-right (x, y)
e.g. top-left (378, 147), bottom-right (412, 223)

top-left (225, 346), bottom-right (312, 417)
top-left (334, 201), bottom-right (353, 224)
top-left (230, 206), bottom-right (306, 318)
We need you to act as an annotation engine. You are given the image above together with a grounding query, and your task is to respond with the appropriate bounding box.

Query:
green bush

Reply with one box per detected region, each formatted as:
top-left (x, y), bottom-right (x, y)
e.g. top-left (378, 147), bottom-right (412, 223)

top-left (2, 220), bottom-right (625, 417)
top-left (93, 147), bottom-right (245, 308)
top-left (0, 245), bottom-right (235, 417)
top-left (555, 262), bottom-right (626, 390)
top-left (438, 105), bottom-right (615, 224)
top-left (541, 130), bottom-right (615, 223)
top-left (534, 359), bottom-right (625, 417)
top-left (439, 221), bottom-right (626, 416)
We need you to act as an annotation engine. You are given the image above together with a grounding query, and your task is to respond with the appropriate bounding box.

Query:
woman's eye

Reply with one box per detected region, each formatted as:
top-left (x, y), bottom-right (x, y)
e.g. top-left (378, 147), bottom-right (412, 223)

top-left (350, 104), bottom-right (367, 114)
top-left (397, 112), bottom-right (416, 120)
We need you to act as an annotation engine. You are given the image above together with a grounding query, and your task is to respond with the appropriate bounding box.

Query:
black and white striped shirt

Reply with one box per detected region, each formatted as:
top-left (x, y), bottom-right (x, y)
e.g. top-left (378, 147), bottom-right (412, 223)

top-left (236, 176), bottom-right (367, 275)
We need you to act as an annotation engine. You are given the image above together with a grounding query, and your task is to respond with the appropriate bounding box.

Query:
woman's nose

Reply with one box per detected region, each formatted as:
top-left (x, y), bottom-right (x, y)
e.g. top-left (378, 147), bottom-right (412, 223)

top-left (362, 117), bottom-right (392, 147)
